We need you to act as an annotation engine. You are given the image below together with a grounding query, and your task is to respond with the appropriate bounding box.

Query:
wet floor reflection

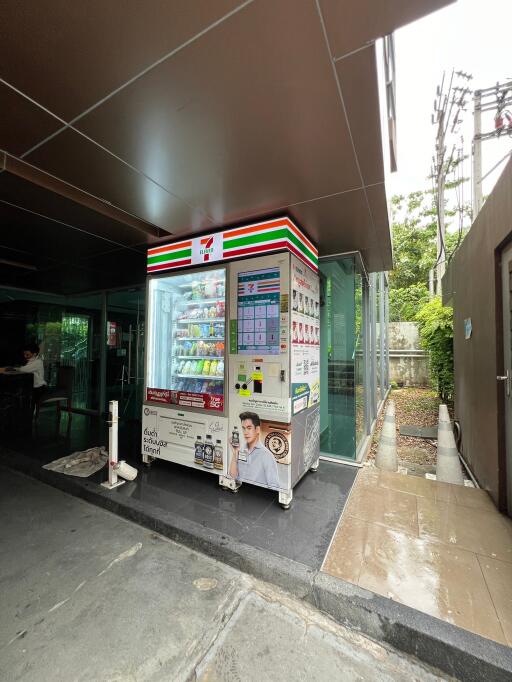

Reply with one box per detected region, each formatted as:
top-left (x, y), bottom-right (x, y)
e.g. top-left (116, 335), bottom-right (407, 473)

top-left (323, 467), bottom-right (512, 645)
top-left (1, 413), bottom-right (357, 569)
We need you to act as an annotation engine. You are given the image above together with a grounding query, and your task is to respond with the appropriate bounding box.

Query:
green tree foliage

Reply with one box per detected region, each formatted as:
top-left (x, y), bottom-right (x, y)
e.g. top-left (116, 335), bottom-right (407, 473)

top-left (389, 284), bottom-right (430, 323)
top-left (389, 190), bottom-right (467, 321)
top-left (415, 297), bottom-right (454, 402)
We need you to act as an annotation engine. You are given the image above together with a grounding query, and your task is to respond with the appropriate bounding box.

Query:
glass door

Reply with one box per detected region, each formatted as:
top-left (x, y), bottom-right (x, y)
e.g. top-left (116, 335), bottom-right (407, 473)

top-left (105, 288), bottom-right (145, 420)
top-left (146, 267), bottom-right (226, 412)
top-left (319, 256), bottom-right (365, 460)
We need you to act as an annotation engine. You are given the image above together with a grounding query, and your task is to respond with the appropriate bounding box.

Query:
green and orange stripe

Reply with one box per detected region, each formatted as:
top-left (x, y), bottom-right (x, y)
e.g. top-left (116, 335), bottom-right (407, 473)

top-left (147, 240), bottom-right (192, 272)
top-left (146, 217), bottom-right (318, 274)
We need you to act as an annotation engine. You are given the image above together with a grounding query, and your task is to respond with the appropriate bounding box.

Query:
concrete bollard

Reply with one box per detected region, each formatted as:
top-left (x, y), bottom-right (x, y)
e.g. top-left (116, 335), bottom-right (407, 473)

top-left (375, 400), bottom-right (398, 472)
top-left (436, 404), bottom-right (464, 485)
top-left (438, 404), bottom-right (450, 424)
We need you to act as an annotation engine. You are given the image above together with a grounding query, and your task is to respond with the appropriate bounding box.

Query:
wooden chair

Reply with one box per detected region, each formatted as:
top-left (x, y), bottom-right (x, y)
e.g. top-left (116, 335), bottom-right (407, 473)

top-left (35, 366), bottom-right (74, 422)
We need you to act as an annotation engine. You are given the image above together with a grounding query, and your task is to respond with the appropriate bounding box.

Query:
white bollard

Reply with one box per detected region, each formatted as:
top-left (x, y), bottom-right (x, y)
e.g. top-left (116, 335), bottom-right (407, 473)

top-left (436, 404), bottom-right (464, 485)
top-left (438, 404), bottom-right (450, 424)
top-left (375, 400), bottom-right (398, 472)
top-left (116, 461), bottom-right (138, 481)
top-left (101, 400), bottom-right (126, 489)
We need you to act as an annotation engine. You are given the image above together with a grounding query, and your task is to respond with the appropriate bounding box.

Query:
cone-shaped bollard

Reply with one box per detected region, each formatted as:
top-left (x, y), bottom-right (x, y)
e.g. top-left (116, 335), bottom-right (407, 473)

top-left (375, 400), bottom-right (398, 472)
top-left (438, 404), bottom-right (450, 424)
top-left (436, 404), bottom-right (464, 485)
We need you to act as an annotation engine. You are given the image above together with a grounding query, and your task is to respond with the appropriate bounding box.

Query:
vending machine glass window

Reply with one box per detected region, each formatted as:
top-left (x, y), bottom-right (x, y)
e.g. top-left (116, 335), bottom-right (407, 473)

top-left (146, 268), bottom-right (226, 412)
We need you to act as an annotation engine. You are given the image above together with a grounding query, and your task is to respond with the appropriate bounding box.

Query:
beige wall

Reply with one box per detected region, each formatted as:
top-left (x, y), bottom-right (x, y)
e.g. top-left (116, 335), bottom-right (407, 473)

top-left (444, 158), bottom-right (512, 511)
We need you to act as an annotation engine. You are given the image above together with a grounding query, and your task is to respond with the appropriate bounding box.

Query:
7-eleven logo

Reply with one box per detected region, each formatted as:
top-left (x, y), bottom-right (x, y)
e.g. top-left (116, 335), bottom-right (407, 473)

top-left (200, 235), bottom-right (215, 261)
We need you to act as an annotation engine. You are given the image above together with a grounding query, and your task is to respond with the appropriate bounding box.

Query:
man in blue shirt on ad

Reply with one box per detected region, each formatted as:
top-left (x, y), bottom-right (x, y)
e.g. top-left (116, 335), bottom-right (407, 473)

top-left (229, 411), bottom-right (281, 490)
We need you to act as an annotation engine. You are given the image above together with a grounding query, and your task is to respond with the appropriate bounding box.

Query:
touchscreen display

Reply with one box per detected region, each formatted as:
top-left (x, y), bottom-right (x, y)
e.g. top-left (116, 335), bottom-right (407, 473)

top-left (237, 267), bottom-right (280, 355)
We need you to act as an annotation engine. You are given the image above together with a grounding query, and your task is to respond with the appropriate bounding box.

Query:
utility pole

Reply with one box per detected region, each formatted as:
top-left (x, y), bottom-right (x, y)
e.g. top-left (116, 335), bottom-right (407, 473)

top-left (472, 80), bottom-right (512, 219)
top-left (432, 70), bottom-right (472, 296)
top-left (473, 89), bottom-right (482, 216)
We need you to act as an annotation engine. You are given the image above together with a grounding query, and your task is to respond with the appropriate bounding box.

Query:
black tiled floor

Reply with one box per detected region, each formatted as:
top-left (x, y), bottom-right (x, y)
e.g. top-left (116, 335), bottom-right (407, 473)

top-left (1, 413), bottom-right (357, 569)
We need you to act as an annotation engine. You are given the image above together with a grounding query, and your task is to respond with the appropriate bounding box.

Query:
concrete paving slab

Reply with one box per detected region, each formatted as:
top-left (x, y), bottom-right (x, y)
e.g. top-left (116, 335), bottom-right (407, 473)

top-left (3, 451), bottom-right (512, 682)
top-left (195, 591), bottom-right (443, 682)
top-left (0, 468), bottom-right (448, 682)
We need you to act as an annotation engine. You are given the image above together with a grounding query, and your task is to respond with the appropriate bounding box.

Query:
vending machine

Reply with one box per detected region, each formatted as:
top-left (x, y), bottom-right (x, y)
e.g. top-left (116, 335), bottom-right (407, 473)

top-left (142, 217), bottom-right (320, 508)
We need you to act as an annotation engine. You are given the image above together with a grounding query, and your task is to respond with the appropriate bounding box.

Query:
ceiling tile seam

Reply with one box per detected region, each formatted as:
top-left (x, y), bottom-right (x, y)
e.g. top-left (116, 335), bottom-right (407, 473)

top-left (0, 199), bottom-right (144, 255)
top-left (244, 182), bottom-right (384, 217)
top-left (0, 242), bottom-right (64, 266)
top-left (0, 75), bottom-right (215, 225)
top-left (314, 0), bottom-right (386, 271)
top-left (10, 0), bottom-right (254, 158)
top-left (167, 180), bottom-right (386, 240)
top-left (0, 240), bottom-right (96, 273)
top-left (333, 42), bottom-right (373, 64)
top-left (79, 245), bottom-right (142, 262)
top-left (2, 151), bottom-right (167, 238)
top-left (48, 0), bottom-right (257, 136)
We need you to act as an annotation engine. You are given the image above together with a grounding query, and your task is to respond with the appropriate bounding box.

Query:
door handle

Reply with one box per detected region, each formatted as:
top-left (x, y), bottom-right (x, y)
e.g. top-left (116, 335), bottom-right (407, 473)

top-left (497, 369), bottom-right (511, 396)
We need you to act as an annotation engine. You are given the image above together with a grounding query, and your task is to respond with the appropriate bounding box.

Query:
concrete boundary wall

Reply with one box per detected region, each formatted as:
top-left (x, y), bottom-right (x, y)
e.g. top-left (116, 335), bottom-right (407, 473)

top-left (388, 322), bottom-right (429, 386)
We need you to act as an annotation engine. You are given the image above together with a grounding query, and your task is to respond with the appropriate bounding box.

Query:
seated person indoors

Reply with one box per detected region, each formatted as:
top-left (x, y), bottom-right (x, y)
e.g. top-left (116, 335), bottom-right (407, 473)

top-left (229, 411), bottom-right (280, 490)
top-left (0, 343), bottom-right (47, 408)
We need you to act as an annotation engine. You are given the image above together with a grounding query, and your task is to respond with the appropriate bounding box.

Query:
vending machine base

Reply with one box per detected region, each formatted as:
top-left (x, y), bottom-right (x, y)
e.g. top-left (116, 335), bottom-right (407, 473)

top-left (278, 489), bottom-right (293, 509)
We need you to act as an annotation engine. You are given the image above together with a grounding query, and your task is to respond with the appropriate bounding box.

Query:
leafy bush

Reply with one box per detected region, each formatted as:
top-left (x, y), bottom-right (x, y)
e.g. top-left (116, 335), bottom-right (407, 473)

top-left (415, 297), bottom-right (453, 402)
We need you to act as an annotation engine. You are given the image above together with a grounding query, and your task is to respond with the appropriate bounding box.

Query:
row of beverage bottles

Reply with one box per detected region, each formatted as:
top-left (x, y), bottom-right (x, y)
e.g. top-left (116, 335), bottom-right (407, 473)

top-left (175, 340), bottom-right (225, 357)
top-left (178, 301), bottom-right (225, 320)
top-left (173, 378), bottom-right (223, 394)
top-left (194, 434), bottom-right (223, 469)
top-left (175, 359), bottom-right (224, 376)
top-left (176, 323), bottom-right (224, 339)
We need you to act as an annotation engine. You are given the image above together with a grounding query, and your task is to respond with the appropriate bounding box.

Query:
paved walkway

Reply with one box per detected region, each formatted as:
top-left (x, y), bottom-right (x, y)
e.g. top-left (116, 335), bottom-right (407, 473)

top-left (0, 468), bottom-right (446, 681)
top-left (323, 466), bottom-right (512, 646)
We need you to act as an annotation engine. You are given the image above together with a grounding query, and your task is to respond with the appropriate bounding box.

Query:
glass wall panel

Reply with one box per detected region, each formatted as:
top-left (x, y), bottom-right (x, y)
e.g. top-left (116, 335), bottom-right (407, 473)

top-left (376, 275), bottom-right (382, 404)
top-left (354, 269), bottom-right (366, 449)
top-left (0, 289), bottom-right (102, 411)
top-left (106, 288), bottom-right (145, 420)
top-left (319, 257), bottom-right (357, 460)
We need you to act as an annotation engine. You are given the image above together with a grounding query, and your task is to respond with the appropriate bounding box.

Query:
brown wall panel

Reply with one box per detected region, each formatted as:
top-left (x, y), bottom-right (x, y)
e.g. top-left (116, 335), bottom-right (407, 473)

top-left (446, 158), bottom-right (512, 509)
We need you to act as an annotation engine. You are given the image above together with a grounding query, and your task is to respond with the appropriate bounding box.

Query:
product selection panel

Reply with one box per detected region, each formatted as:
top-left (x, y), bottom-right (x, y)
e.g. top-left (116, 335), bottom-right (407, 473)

top-left (229, 256), bottom-right (290, 401)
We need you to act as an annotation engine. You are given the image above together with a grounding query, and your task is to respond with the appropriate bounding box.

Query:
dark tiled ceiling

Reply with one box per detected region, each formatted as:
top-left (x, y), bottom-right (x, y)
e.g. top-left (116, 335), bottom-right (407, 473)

top-left (71, 0), bottom-right (361, 223)
top-left (0, 173), bottom-right (154, 248)
top-left (335, 45), bottom-right (385, 188)
top-left (0, 0), bottom-right (453, 292)
top-left (0, 173), bottom-right (153, 294)
top-left (0, 0), bottom-right (243, 121)
top-left (0, 201), bottom-right (131, 267)
top-left (0, 83), bottom-right (62, 156)
top-left (290, 188), bottom-right (378, 257)
top-left (365, 182), bottom-right (393, 267)
top-left (26, 128), bottom-right (213, 234)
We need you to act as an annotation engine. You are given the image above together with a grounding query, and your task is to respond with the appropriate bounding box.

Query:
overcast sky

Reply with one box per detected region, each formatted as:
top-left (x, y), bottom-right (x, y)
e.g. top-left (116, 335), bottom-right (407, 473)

top-left (388, 0), bottom-right (512, 208)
